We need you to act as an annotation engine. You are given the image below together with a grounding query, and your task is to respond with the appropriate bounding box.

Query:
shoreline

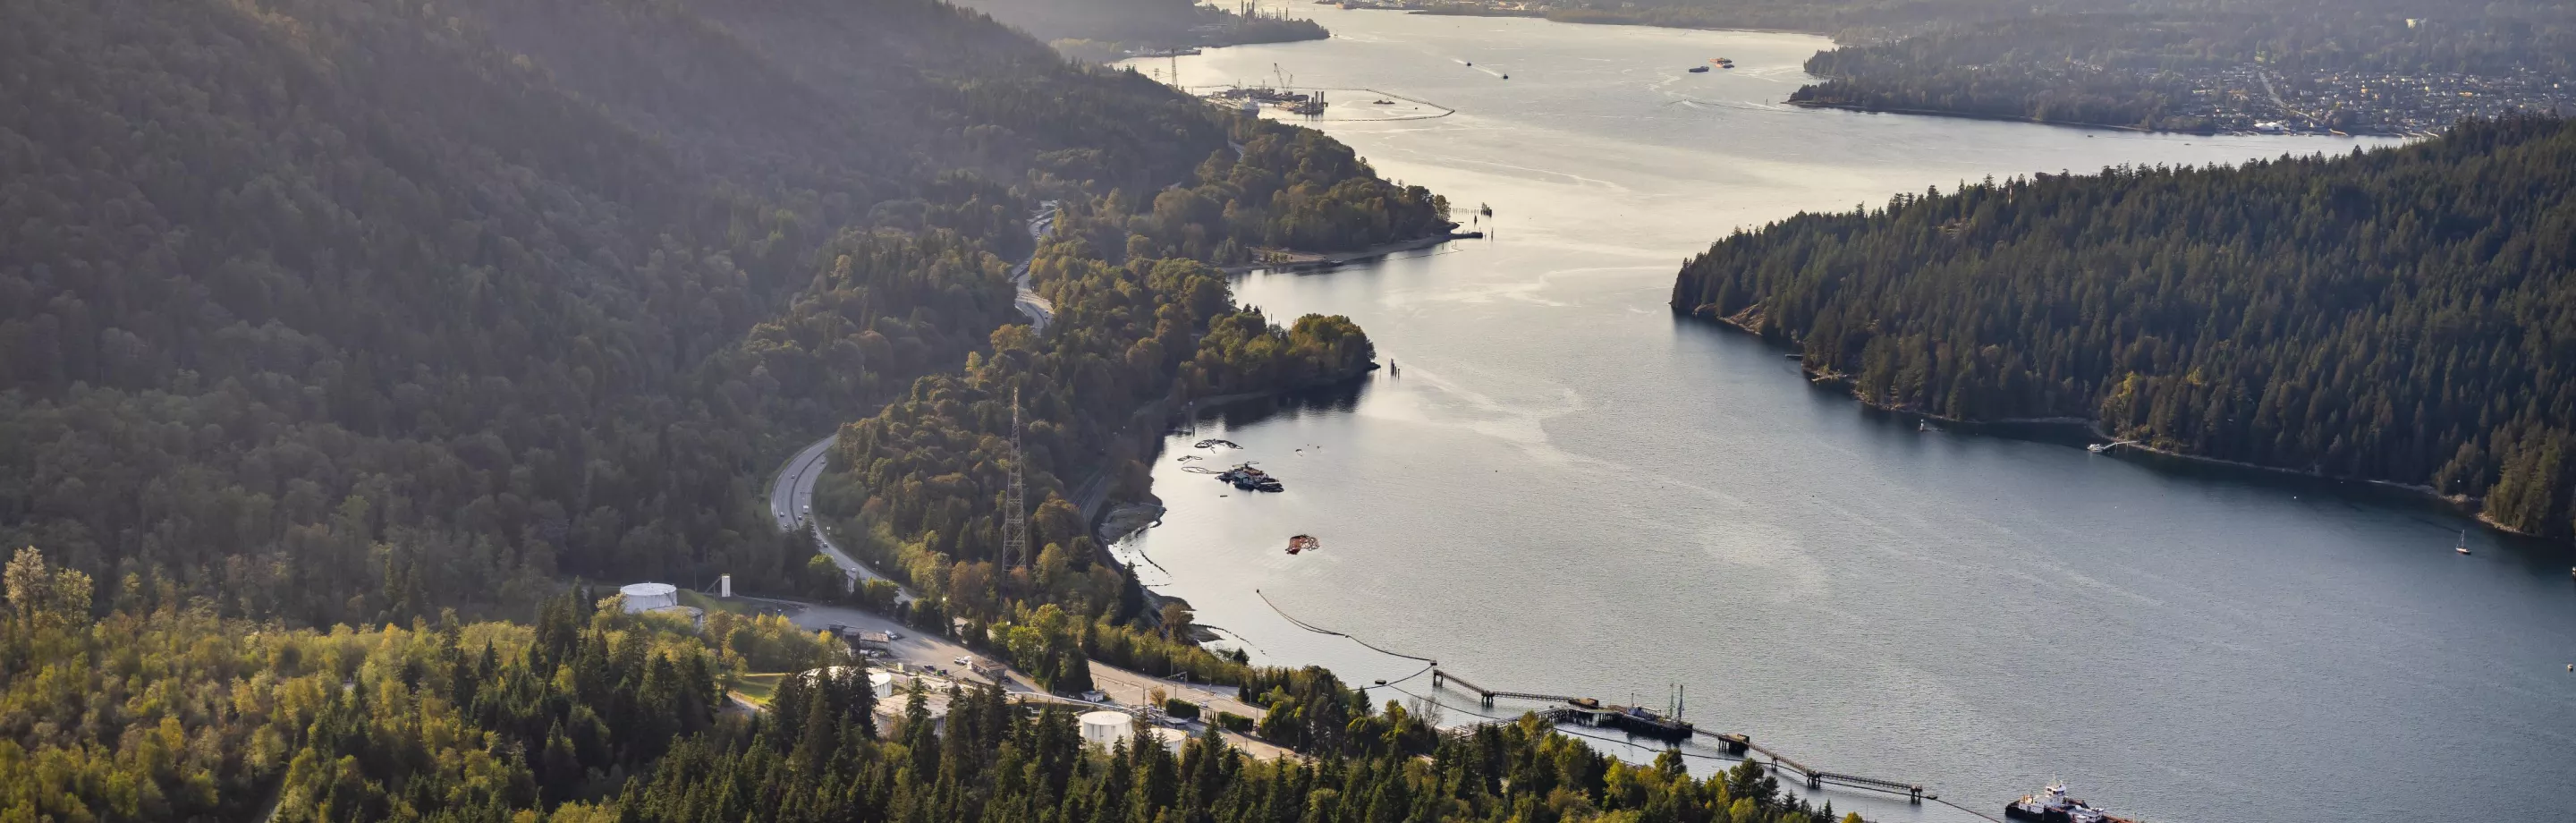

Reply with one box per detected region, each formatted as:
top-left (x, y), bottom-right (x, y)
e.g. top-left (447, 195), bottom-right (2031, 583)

top-left (1692, 308), bottom-right (2498, 528)
top-left (1787, 99), bottom-right (2163, 133)
top-left (1384, 8), bottom-right (2391, 140)
top-left (1788, 99), bottom-right (2381, 139)
top-left (1085, 363), bottom-right (1381, 616)
top-left (1222, 229), bottom-right (1473, 275)
top-left (1404, 7), bottom-right (1838, 40)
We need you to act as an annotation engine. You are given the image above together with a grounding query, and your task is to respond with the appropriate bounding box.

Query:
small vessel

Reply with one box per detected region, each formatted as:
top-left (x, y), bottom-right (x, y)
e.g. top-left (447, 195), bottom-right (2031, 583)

top-left (2087, 443), bottom-right (2112, 453)
top-left (2005, 782), bottom-right (2124, 823)
top-left (1919, 420), bottom-right (1944, 433)
top-left (2456, 530), bottom-right (2470, 555)
top-left (1287, 535), bottom-right (1319, 555)
top-left (1500, 74), bottom-right (1509, 80)
top-left (1689, 65), bottom-right (1710, 73)
top-left (1372, 98), bottom-right (1395, 105)
top-left (1216, 462), bottom-right (1284, 492)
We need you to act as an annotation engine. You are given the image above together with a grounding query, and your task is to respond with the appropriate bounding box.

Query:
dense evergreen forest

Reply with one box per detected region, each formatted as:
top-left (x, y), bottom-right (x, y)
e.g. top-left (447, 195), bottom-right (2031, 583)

top-left (1673, 115), bottom-right (2576, 538)
top-left (2, 548), bottom-right (1860, 823)
top-left (0, 0), bottom-right (1424, 626)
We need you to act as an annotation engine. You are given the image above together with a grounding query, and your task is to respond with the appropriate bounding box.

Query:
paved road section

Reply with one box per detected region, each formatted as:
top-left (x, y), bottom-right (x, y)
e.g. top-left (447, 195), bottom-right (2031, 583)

top-left (767, 200), bottom-right (1063, 600)
top-left (741, 199), bottom-right (1314, 752)
top-left (767, 435), bottom-right (913, 600)
top-left (1011, 200), bottom-right (1058, 331)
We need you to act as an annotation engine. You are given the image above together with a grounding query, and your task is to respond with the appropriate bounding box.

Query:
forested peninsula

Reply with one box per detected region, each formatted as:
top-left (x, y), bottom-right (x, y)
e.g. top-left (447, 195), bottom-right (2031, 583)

top-left (1673, 116), bottom-right (2576, 539)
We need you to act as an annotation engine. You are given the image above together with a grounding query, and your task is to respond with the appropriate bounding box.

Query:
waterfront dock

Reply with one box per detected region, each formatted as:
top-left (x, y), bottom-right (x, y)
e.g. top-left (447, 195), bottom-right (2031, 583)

top-left (1431, 668), bottom-right (1936, 805)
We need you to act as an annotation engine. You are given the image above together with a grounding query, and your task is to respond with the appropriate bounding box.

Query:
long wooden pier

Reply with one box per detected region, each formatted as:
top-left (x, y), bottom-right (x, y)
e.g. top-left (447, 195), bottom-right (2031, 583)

top-left (1433, 668), bottom-right (1934, 805)
top-left (1430, 669), bottom-right (1582, 706)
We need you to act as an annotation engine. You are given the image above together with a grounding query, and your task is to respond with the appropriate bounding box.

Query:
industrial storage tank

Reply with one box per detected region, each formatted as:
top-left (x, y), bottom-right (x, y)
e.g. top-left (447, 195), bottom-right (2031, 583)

top-left (618, 582), bottom-right (679, 613)
top-left (1080, 711), bottom-right (1133, 745)
top-left (870, 671), bottom-right (895, 700)
top-left (1143, 727), bottom-right (1190, 752)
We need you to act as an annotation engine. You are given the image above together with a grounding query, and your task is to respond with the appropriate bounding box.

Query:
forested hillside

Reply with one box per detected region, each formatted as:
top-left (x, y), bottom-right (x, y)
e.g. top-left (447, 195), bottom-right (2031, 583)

top-left (0, 0), bottom-right (1412, 625)
top-left (1674, 115), bottom-right (2576, 537)
top-left (0, 546), bottom-right (1858, 823)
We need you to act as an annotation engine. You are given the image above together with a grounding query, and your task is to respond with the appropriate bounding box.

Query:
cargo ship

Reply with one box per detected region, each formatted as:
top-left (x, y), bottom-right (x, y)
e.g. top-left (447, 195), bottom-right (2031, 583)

top-left (2004, 782), bottom-right (2131, 823)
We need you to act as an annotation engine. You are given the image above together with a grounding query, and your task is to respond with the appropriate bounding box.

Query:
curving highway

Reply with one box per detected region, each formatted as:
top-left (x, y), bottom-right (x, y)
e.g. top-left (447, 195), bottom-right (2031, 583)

top-left (768, 201), bottom-right (1061, 599)
top-left (1009, 200), bottom-right (1057, 331)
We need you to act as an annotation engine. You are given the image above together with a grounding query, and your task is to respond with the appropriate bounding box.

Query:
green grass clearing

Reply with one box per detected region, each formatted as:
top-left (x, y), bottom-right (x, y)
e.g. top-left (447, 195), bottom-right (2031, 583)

top-left (733, 672), bottom-right (787, 705)
top-left (681, 588), bottom-right (760, 616)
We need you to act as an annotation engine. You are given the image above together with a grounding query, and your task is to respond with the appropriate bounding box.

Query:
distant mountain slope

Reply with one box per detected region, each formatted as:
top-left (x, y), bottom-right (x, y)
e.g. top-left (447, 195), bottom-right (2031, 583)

top-left (1674, 116), bottom-right (2576, 537)
top-left (0, 0), bottom-right (1308, 622)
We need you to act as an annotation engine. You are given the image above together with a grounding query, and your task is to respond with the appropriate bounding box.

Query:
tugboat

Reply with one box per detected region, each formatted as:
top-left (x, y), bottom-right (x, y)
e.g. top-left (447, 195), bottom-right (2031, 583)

top-left (2004, 781), bottom-right (2127, 823)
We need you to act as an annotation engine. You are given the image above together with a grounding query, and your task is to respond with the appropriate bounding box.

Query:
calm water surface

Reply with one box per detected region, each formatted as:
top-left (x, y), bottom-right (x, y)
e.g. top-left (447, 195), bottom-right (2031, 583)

top-left (1117, 10), bottom-right (2576, 823)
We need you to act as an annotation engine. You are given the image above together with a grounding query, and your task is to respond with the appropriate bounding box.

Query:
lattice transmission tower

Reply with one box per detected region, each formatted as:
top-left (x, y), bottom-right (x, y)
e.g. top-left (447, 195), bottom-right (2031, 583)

top-left (1002, 387), bottom-right (1028, 569)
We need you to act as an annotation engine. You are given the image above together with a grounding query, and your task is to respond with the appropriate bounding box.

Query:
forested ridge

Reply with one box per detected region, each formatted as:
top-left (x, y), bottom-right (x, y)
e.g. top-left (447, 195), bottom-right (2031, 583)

top-left (0, 0), bottom-right (1418, 626)
top-left (1673, 115), bottom-right (2576, 537)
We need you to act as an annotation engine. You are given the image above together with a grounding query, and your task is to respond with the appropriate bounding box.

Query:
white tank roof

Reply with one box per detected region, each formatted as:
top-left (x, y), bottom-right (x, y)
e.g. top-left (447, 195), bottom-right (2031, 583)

top-left (618, 582), bottom-right (679, 612)
top-left (1080, 710), bottom-right (1133, 744)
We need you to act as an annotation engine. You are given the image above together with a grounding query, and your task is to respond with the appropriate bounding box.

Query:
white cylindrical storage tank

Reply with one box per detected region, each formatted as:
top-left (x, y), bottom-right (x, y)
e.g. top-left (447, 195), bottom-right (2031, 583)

top-left (870, 671), bottom-right (895, 700)
top-left (618, 582), bottom-right (679, 613)
top-left (1080, 711), bottom-right (1133, 746)
top-left (1145, 726), bottom-right (1189, 752)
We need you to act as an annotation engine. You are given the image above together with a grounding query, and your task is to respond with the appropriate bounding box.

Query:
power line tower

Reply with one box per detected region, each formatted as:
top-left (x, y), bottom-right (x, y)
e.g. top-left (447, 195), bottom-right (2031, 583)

top-left (1002, 386), bottom-right (1029, 569)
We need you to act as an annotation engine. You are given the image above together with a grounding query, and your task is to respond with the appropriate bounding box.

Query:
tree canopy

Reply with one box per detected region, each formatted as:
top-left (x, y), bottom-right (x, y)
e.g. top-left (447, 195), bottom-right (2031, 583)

top-left (1674, 115), bottom-right (2576, 537)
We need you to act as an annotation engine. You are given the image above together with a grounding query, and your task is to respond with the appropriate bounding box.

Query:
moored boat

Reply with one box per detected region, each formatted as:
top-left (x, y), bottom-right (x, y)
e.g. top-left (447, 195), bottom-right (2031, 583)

top-left (2004, 781), bottom-right (2127, 823)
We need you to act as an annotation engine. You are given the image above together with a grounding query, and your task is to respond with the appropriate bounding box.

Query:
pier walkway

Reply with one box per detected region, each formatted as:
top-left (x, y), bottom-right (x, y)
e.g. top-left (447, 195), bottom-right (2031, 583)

top-left (1429, 668), bottom-right (1937, 805)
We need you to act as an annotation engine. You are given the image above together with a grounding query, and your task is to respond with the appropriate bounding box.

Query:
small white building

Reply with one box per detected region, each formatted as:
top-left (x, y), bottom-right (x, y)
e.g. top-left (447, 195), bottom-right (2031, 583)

top-left (618, 582), bottom-right (680, 613)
